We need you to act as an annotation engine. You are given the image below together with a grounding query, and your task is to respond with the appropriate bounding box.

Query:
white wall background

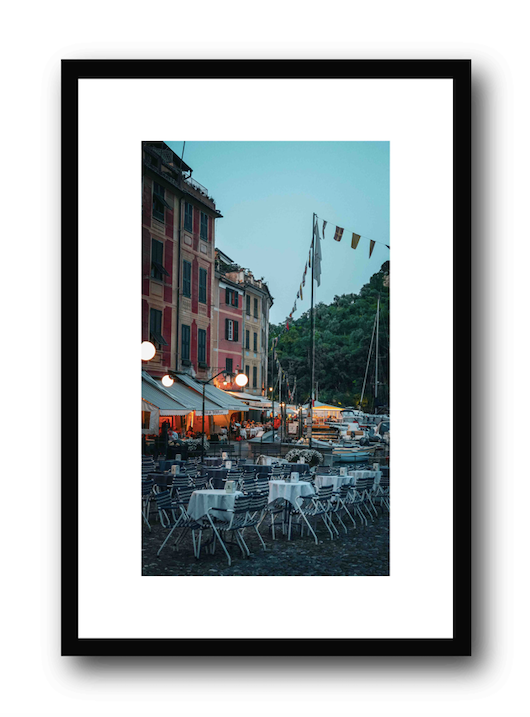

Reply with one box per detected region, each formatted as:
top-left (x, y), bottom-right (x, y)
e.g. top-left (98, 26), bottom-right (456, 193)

top-left (0, 2), bottom-right (527, 715)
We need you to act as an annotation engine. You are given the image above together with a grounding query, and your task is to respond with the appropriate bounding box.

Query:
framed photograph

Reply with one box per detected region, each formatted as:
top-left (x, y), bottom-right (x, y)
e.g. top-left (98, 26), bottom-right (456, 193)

top-left (62, 59), bottom-right (470, 656)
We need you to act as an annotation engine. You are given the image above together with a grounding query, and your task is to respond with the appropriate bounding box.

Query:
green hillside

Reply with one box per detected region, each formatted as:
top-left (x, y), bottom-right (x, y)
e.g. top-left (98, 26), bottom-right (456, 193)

top-left (269, 261), bottom-right (389, 411)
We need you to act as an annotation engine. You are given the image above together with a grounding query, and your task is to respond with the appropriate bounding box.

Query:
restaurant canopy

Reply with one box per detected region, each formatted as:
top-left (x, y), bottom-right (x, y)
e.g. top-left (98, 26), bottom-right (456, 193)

top-left (177, 374), bottom-right (249, 412)
top-left (312, 401), bottom-right (344, 416)
top-left (142, 371), bottom-right (227, 416)
top-left (226, 391), bottom-right (270, 409)
top-left (141, 374), bottom-right (189, 416)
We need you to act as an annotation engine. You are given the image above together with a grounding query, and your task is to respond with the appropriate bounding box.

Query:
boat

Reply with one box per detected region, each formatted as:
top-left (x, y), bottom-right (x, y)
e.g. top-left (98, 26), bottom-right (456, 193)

top-left (331, 443), bottom-right (376, 463)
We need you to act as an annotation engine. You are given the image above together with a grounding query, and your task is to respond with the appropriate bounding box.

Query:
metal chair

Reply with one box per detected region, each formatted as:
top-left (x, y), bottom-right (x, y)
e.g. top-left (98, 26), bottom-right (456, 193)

top-left (141, 477), bottom-right (155, 529)
top-left (156, 485), bottom-right (208, 558)
top-left (288, 485), bottom-right (336, 543)
top-left (205, 494), bottom-right (253, 566)
top-left (169, 474), bottom-right (193, 498)
top-left (334, 484), bottom-right (357, 529)
top-left (372, 473), bottom-right (390, 511)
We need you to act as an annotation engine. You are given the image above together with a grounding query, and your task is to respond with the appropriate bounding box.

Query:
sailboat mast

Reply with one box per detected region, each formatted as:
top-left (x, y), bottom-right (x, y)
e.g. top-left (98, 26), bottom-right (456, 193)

top-left (309, 212), bottom-right (315, 448)
top-left (375, 295), bottom-right (380, 413)
top-left (360, 309), bottom-right (377, 410)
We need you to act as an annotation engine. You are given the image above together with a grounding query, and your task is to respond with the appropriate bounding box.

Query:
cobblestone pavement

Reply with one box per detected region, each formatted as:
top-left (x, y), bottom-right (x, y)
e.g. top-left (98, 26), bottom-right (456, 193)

top-left (142, 507), bottom-right (389, 577)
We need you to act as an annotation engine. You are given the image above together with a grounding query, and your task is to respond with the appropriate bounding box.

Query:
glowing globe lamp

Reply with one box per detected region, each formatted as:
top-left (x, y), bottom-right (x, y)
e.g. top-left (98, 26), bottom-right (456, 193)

top-left (141, 341), bottom-right (156, 361)
top-left (235, 372), bottom-right (248, 387)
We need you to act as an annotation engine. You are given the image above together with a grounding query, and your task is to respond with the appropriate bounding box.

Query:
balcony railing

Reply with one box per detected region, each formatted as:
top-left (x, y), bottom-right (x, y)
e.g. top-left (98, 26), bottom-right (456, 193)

top-left (184, 176), bottom-right (209, 196)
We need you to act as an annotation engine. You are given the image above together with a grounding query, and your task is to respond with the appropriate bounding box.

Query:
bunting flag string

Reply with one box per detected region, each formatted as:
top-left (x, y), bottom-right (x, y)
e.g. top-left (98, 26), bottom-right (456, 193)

top-left (316, 214), bottom-right (389, 253)
top-left (271, 213), bottom-right (388, 393)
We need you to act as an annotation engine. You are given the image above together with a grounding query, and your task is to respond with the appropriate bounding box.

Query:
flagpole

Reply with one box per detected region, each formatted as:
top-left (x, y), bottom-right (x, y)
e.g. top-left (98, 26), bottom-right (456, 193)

top-left (309, 212), bottom-right (315, 449)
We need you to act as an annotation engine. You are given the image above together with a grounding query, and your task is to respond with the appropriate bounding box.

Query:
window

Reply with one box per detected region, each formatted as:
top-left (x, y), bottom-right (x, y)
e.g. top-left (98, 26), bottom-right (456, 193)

top-left (245, 365), bottom-right (250, 380)
top-left (141, 411), bottom-right (151, 430)
top-left (253, 332), bottom-right (258, 352)
top-left (245, 330), bottom-right (249, 350)
top-left (150, 308), bottom-right (167, 347)
top-left (198, 329), bottom-right (207, 365)
top-left (182, 260), bottom-right (191, 297)
top-left (200, 212), bottom-right (208, 241)
top-left (181, 324), bottom-right (190, 362)
top-left (246, 295), bottom-right (250, 316)
top-left (253, 366), bottom-right (258, 388)
top-left (151, 239), bottom-right (168, 282)
top-left (184, 202), bottom-right (193, 232)
top-left (225, 319), bottom-right (239, 342)
top-left (153, 182), bottom-right (165, 222)
top-left (225, 288), bottom-right (239, 307)
top-left (226, 358), bottom-right (233, 374)
top-left (254, 298), bottom-right (259, 318)
top-left (199, 267), bottom-right (207, 303)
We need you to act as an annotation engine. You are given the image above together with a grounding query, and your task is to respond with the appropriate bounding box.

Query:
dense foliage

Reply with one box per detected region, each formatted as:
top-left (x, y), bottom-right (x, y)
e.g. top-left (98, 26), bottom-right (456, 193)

top-left (269, 261), bottom-right (389, 411)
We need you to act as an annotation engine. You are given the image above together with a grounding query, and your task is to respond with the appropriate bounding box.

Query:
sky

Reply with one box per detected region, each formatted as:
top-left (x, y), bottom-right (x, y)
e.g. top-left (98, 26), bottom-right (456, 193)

top-left (166, 141), bottom-right (389, 325)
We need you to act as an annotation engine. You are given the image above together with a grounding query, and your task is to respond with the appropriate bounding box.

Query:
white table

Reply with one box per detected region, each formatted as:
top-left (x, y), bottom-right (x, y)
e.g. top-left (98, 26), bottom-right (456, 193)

top-left (268, 480), bottom-right (315, 507)
top-left (315, 470), bottom-right (382, 491)
top-left (346, 470), bottom-right (382, 488)
top-left (314, 473), bottom-right (352, 491)
top-left (187, 489), bottom-right (244, 521)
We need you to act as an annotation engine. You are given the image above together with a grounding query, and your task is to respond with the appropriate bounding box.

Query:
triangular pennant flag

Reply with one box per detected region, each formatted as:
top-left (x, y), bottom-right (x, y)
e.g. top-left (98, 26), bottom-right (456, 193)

top-left (322, 220), bottom-right (327, 239)
top-left (351, 233), bottom-right (361, 249)
top-left (286, 321), bottom-right (289, 331)
top-left (385, 244), bottom-right (390, 249)
top-left (303, 264), bottom-right (307, 277)
top-left (369, 240), bottom-right (375, 258)
top-left (308, 250), bottom-right (311, 267)
top-left (314, 217), bottom-right (322, 287)
top-left (300, 284), bottom-right (303, 300)
top-left (334, 227), bottom-right (344, 242)
top-left (302, 275), bottom-right (306, 287)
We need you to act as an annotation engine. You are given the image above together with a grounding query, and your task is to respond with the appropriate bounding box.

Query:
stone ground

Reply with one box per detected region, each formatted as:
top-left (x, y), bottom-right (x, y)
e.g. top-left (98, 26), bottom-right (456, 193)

top-left (142, 506), bottom-right (389, 577)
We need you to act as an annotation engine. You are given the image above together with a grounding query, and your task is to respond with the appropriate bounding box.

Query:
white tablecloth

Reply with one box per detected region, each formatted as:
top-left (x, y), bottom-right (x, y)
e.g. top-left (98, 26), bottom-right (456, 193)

top-left (314, 474), bottom-right (352, 491)
top-left (315, 470), bottom-right (382, 491)
top-left (187, 489), bottom-right (244, 520)
top-left (268, 480), bottom-right (315, 507)
top-left (346, 470), bottom-right (381, 487)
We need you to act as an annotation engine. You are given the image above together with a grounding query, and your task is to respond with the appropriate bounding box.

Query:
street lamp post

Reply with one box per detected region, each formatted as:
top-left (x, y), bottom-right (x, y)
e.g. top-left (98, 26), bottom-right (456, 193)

top-left (199, 369), bottom-right (248, 463)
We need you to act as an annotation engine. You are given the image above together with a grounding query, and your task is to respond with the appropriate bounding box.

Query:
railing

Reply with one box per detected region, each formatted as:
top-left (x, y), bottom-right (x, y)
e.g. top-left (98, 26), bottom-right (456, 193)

top-left (184, 176), bottom-right (209, 196)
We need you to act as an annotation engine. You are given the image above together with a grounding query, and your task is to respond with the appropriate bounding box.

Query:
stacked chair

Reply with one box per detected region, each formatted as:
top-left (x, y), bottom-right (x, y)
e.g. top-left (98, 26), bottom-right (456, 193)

top-left (287, 484), bottom-right (336, 544)
top-left (155, 484), bottom-right (209, 559)
top-left (372, 472), bottom-right (390, 511)
top-left (141, 477), bottom-right (155, 529)
top-left (205, 495), bottom-right (251, 567)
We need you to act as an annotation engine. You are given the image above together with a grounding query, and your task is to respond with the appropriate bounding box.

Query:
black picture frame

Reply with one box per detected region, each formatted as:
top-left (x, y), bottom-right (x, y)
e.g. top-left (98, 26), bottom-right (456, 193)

top-left (62, 59), bottom-right (471, 657)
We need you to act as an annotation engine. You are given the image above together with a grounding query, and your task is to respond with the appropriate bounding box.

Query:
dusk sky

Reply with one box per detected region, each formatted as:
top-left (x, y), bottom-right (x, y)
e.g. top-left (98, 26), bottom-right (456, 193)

top-left (166, 141), bottom-right (390, 325)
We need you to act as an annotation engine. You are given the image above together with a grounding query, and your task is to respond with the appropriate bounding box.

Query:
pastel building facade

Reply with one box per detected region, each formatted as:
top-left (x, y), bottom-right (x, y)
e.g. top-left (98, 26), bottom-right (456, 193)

top-left (142, 141), bottom-right (222, 380)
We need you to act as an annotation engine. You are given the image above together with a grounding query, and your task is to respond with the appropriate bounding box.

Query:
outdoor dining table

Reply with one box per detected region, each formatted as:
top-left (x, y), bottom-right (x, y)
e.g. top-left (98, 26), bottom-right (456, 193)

top-left (203, 466), bottom-right (229, 489)
top-left (243, 463), bottom-right (311, 476)
top-left (346, 469), bottom-right (382, 487)
top-left (157, 458), bottom-right (185, 473)
top-left (268, 480), bottom-right (315, 540)
top-left (203, 457), bottom-right (222, 467)
top-left (187, 489), bottom-right (244, 521)
top-left (314, 473), bottom-right (353, 491)
top-left (268, 479), bottom-right (315, 506)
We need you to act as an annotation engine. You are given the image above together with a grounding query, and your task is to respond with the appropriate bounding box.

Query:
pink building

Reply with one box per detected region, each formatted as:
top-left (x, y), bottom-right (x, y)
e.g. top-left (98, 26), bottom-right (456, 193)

top-left (212, 251), bottom-right (244, 390)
